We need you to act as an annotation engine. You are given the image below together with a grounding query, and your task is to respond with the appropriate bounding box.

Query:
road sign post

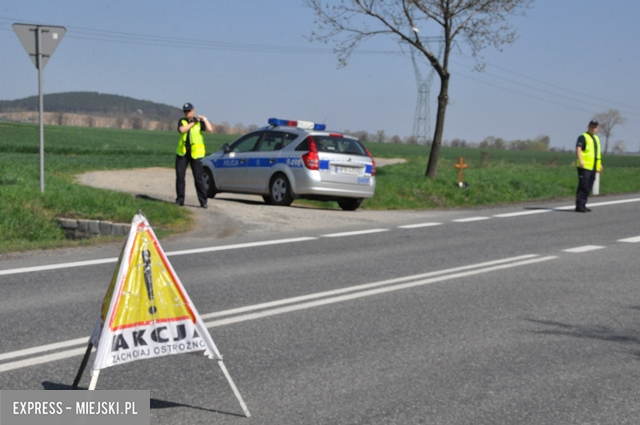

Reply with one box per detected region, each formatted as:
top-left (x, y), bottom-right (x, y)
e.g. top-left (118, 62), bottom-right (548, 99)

top-left (13, 23), bottom-right (66, 193)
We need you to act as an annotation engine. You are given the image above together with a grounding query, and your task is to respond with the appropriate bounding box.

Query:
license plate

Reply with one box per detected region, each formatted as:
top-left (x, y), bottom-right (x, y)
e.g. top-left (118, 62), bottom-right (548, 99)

top-left (334, 166), bottom-right (361, 175)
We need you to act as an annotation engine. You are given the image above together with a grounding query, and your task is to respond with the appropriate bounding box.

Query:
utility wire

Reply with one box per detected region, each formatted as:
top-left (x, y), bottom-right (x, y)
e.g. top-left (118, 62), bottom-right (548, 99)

top-left (2, 16), bottom-right (636, 123)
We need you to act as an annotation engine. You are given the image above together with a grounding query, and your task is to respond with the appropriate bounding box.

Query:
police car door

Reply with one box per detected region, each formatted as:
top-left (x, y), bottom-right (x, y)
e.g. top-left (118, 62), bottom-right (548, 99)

top-left (244, 131), bottom-right (289, 190)
top-left (215, 132), bottom-right (263, 190)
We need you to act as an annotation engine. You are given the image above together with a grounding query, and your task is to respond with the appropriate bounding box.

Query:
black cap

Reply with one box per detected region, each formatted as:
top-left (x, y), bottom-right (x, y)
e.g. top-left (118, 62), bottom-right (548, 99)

top-left (589, 120), bottom-right (599, 127)
top-left (183, 103), bottom-right (194, 112)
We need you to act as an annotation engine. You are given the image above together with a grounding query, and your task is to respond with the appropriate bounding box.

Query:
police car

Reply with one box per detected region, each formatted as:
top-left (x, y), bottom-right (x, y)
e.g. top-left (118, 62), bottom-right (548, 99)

top-left (201, 118), bottom-right (376, 211)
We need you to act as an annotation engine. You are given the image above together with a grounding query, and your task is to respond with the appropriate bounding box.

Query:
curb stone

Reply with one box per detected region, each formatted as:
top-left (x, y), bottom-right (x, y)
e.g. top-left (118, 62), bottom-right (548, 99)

top-left (55, 218), bottom-right (130, 240)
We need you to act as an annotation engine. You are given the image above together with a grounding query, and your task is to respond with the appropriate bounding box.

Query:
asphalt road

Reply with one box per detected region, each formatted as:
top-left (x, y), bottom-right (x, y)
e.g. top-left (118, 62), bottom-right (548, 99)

top-left (1, 194), bottom-right (640, 424)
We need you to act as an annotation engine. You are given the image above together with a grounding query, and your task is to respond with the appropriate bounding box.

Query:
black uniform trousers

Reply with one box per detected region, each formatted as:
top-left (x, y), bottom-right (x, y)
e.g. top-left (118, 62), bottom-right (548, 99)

top-left (175, 153), bottom-right (207, 207)
top-left (576, 167), bottom-right (596, 210)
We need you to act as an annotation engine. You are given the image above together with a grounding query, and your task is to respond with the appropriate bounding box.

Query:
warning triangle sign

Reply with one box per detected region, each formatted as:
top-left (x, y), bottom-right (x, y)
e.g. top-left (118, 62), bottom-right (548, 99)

top-left (89, 213), bottom-right (222, 370)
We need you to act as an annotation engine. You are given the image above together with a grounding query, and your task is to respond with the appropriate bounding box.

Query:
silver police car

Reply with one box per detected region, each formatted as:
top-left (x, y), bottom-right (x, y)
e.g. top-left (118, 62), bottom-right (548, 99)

top-left (202, 118), bottom-right (376, 211)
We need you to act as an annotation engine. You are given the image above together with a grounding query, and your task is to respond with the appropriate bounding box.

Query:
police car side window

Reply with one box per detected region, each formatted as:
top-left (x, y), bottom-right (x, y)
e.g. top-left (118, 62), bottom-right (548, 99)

top-left (257, 131), bottom-right (286, 152)
top-left (283, 133), bottom-right (298, 148)
top-left (230, 132), bottom-right (262, 153)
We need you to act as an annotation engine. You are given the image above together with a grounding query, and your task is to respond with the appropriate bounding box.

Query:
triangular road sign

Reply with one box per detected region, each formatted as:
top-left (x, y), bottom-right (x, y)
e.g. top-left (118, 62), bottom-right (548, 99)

top-left (73, 212), bottom-right (250, 417)
top-left (89, 213), bottom-right (222, 369)
top-left (13, 23), bottom-right (66, 69)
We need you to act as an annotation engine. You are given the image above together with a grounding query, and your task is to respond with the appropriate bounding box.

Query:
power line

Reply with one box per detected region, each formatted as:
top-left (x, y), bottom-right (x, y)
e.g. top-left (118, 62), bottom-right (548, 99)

top-left (2, 16), bottom-right (636, 124)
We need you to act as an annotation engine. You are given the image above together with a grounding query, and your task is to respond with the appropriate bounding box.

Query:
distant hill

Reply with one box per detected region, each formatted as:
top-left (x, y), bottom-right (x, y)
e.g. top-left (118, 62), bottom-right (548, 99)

top-left (0, 91), bottom-right (182, 121)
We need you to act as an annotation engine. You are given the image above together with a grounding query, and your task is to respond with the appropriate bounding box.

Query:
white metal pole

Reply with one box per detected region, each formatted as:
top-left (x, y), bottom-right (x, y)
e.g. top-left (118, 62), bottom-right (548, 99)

top-left (217, 360), bottom-right (251, 417)
top-left (88, 369), bottom-right (100, 391)
top-left (36, 26), bottom-right (45, 193)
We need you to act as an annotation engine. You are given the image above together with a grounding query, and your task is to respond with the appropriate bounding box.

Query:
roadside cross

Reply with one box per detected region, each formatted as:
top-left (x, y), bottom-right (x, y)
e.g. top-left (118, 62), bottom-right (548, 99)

top-left (455, 157), bottom-right (468, 184)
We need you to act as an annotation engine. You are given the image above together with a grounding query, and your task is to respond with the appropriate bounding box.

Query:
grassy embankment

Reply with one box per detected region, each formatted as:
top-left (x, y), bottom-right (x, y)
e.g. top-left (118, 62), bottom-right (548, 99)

top-left (1, 122), bottom-right (639, 253)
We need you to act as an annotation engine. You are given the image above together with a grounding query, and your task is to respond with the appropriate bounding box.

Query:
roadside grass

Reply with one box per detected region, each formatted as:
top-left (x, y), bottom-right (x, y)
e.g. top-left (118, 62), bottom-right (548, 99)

top-left (1, 122), bottom-right (639, 253)
top-left (0, 123), bottom-right (234, 253)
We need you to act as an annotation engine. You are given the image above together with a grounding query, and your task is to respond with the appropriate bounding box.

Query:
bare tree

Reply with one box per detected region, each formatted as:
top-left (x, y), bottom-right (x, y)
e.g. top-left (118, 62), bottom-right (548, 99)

top-left (305, 0), bottom-right (533, 178)
top-left (593, 109), bottom-right (627, 154)
top-left (611, 140), bottom-right (626, 155)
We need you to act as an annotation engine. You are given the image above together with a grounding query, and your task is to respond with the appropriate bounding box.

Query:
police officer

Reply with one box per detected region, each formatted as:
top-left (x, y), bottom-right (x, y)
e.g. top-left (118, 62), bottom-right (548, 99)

top-left (176, 102), bottom-right (213, 208)
top-left (575, 120), bottom-right (603, 212)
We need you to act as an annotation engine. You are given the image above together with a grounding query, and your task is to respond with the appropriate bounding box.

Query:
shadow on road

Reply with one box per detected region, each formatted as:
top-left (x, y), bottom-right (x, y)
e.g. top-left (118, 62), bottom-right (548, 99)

top-left (41, 381), bottom-right (245, 418)
top-left (525, 313), bottom-right (640, 359)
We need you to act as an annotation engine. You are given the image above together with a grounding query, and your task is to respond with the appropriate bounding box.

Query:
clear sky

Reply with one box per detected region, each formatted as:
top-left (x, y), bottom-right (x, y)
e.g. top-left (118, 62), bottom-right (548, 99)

top-left (1, 0), bottom-right (639, 152)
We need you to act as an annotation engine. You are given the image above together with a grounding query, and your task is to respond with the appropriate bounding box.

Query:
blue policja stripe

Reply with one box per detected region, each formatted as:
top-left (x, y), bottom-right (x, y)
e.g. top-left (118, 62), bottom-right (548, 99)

top-left (214, 157), bottom-right (305, 169)
top-left (214, 156), bottom-right (372, 175)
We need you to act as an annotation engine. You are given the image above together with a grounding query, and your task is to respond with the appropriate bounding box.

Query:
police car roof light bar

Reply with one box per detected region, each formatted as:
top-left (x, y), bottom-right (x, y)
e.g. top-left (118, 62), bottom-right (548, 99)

top-left (268, 118), bottom-right (326, 131)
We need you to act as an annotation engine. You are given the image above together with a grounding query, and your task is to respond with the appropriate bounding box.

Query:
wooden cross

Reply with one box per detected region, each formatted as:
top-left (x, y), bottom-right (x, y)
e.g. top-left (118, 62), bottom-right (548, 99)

top-left (455, 157), bottom-right (468, 183)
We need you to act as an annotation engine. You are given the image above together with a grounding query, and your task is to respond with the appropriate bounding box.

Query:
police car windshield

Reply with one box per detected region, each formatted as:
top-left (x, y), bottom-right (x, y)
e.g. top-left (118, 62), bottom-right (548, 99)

top-left (313, 136), bottom-right (367, 156)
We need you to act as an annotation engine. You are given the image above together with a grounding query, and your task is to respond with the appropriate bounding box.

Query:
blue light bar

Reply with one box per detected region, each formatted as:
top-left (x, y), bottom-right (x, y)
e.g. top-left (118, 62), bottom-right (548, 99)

top-left (268, 118), bottom-right (326, 131)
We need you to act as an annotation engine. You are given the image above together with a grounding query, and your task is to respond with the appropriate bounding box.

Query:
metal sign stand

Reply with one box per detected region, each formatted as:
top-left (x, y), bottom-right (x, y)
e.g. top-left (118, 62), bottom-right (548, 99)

top-left (13, 23), bottom-right (66, 193)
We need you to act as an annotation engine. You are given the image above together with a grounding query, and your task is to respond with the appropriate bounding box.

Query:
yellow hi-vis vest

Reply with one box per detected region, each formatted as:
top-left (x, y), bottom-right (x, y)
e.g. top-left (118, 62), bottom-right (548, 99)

top-left (176, 119), bottom-right (206, 159)
top-left (577, 132), bottom-right (602, 171)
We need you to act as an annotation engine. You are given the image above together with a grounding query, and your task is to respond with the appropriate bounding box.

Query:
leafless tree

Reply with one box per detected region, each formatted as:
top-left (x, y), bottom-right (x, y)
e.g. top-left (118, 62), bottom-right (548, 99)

top-left (611, 140), bottom-right (626, 155)
top-left (593, 109), bottom-right (627, 154)
top-left (305, 0), bottom-right (533, 178)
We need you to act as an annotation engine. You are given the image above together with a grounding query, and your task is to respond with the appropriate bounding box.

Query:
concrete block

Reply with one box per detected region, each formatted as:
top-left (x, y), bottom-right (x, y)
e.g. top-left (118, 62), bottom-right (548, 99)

top-left (112, 223), bottom-right (130, 236)
top-left (56, 218), bottom-right (78, 230)
top-left (77, 220), bottom-right (90, 233)
top-left (99, 221), bottom-right (112, 235)
top-left (88, 220), bottom-right (100, 235)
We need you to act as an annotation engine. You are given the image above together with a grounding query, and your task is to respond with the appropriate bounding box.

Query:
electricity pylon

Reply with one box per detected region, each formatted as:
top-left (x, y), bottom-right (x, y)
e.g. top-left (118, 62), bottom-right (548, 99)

top-left (410, 41), bottom-right (443, 145)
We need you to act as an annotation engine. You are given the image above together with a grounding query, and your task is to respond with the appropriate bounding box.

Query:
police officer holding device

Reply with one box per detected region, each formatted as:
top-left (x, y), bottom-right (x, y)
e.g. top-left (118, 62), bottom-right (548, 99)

top-left (176, 102), bottom-right (213, 208)
top-left (575, 119), bottom-right (603, 212)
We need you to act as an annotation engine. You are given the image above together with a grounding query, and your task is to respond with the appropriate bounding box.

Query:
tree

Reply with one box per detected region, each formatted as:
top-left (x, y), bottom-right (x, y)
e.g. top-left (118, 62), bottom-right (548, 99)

top-left (305, 0), bottom-right (533, 178)
top-left (593, 109), bottom-right (627, 154)
top-left (611, 140), bottom-right (626, 155)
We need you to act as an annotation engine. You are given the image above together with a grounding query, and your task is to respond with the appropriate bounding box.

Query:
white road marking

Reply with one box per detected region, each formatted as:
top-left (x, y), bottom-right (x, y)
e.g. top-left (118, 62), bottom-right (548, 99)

top-left (397, 222), bottom-right (442, 229)
top-left (0, 254), bottom-right (551, 373)
top-left (0, 237), bottom-right (318, 277)
top-left (321, 229), bottom-right (389, 238)
top-left (493, 210), bottom-right (551, 218)
top-left (453, 217), bottom-right (490, 222)
top-left (618, 236), bottom-right (640, 243)
top-left (199, 254), bottom-right (539, 320)
top-left (563, 245), bottom-right (605, 253)
top-left (203, 256), bottom-right (557, 329)
top-left (587, 197), bottom-right (640, 207)
top-left (0, 336), bottom-right (88, 362)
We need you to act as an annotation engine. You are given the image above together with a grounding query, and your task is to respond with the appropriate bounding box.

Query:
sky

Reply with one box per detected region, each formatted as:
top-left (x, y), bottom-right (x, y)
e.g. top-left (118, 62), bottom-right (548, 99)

top-left (1, 0), bottom-right (639, 152)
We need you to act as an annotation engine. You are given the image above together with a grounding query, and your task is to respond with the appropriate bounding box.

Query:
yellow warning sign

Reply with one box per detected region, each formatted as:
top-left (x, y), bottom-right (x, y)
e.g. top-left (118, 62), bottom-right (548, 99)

top-left (90, 214), bottom-right (222, 371)
top-left (79, 213), bottom-right (250, 417)
top-left (108, 225), bottom-right (195, 330)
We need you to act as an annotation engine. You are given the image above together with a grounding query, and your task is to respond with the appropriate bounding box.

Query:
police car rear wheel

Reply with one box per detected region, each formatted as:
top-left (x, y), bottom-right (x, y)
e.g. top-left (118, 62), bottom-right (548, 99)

top-left (338, 198), bottom-right (363, 211)
top-left (203, 168), bottom-right (217, 198)
top-left (269, 174), bottom-right (293, 206)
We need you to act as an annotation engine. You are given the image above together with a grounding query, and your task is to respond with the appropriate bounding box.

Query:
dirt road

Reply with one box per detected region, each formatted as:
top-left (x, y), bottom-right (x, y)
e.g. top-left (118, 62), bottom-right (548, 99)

top-left (75, 159), bottom-right (436, 242)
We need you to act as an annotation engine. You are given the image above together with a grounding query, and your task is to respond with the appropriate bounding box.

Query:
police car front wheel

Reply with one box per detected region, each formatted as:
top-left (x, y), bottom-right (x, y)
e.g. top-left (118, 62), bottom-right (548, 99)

top-left (269, 174), bottom-right (293, 207)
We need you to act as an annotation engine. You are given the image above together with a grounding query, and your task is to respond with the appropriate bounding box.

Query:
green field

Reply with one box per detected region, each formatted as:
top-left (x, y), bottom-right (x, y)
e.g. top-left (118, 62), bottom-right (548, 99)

top-left (1, 122), bottom-right (639, 253)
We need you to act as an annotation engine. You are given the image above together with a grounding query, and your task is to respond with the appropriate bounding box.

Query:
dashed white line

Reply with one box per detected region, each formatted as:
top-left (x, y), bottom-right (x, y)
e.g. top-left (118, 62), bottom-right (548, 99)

top-left (321, 229), bottom-right (389, 238)
top-left (619, 236), bottom-right (640, 243)
top-left (493, 210), bottom-right (551, 218)
top-left (563, 245), bottom-right (606, 253)
top-left (398, 222), bottom-right (442, 229)
top-left (453, 217), bottom-right (491, 223)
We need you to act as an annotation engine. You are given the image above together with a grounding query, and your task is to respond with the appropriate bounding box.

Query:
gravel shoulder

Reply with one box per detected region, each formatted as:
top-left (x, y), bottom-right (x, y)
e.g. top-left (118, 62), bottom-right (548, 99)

top-left (75, 159), bottom-right (431, 242)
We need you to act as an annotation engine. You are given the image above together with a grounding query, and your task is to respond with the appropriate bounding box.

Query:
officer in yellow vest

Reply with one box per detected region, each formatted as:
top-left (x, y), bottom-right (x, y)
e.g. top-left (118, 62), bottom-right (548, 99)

top-left (176, 103), bottom-right (213, 208)
top-left (575, 120), bottom-right (603, 212)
